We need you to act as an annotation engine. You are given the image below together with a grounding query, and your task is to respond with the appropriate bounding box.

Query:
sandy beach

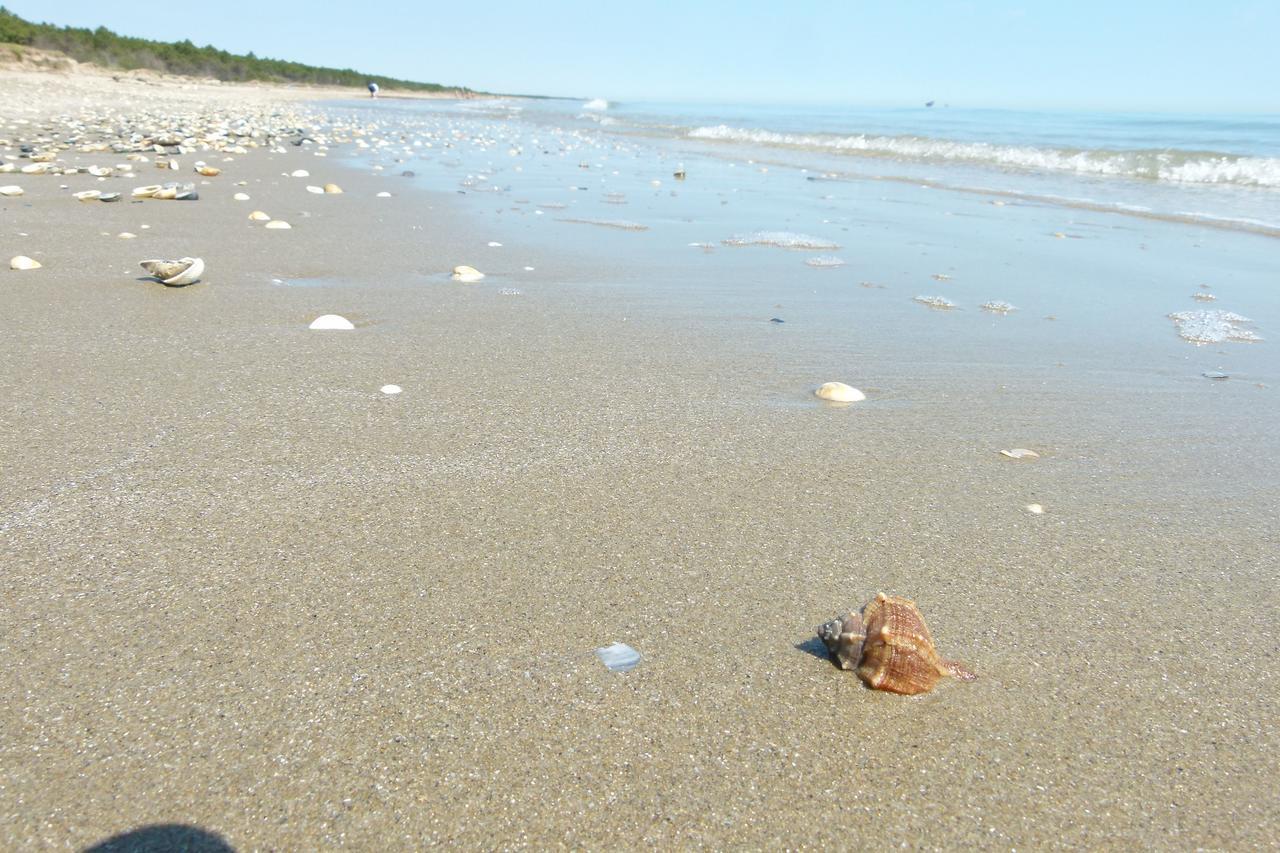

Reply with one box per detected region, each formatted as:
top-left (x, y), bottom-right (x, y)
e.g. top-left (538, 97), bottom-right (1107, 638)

top-left (2, 65), bottom-right (1278, 850)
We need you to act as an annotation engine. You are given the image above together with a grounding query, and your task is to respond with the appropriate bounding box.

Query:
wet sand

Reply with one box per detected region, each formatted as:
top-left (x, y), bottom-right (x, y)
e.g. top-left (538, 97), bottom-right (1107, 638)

top-left (2, 70), bottom-right (1279, 849)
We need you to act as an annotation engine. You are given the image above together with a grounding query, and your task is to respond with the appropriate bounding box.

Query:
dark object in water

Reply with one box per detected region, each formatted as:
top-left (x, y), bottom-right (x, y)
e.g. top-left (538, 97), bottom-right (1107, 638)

top-left (401, 170), bottom-right (415, 177)
top-left (925, 100), bottom-right (935, 107)
top-left (769, 317), bottom-right (785, 324)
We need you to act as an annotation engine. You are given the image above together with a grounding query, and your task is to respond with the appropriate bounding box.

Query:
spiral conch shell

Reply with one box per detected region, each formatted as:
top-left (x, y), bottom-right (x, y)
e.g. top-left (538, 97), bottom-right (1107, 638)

top-left (817, 593), bottom-right (976, 694)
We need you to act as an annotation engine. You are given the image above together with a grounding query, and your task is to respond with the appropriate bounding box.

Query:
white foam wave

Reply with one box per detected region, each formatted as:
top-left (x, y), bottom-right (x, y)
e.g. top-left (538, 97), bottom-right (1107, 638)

top-left (688, 125), bottom-right (1280, 188)
top-left (582, 98), bottom-right (610, 111)
top-left (805, 255), bottom-right (846, 267)
top-left (722, 231), bottom-right (840, 250)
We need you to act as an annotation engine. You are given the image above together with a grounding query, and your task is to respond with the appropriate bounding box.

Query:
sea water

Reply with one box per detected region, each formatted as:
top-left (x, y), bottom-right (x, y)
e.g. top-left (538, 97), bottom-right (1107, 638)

top-left (326, 96), bottom-right (1277, 388)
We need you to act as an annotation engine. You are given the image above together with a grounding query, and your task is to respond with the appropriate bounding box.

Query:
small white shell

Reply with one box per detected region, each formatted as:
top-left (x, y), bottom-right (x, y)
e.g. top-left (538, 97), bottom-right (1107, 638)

top-left (309, 314), bottom-right (354, 330)
top-left (233, 192), bottom-right (250, 201)
top-left (376, 191), bottom-right (392, 198)
top-left (10, 255), bottom-right (42, 270)
top-left (380, 384), bottom-right (403, 395)
top-left (248, 210), bottom-right (271, 221)
top-left (999, 448), bottom-right (1040, 460)
top-left (595, 642), bottom-right (641, 672)
top-left (0, 185), bottom-right (23, 196)
top-left (290, 169), bottom-right (310, 178)
top-left (1026, 503), bottom-right (1045, 514)
top-left (132, 184), bottom-right (163, 198)
top-left (73, 190), bottom-right (102, 202)
top-left (305, 185), bottom-right (324, 194)
top-left (139, 257), bottom-right (204, 286)
top-left (323, 183), bottom-right (343, 194)
top-left (452, 265), bottom-right (484, 282)
top-left (264, 220), bottom-right (292, 230)
top-left (815, 381), bottom-right (866, 403)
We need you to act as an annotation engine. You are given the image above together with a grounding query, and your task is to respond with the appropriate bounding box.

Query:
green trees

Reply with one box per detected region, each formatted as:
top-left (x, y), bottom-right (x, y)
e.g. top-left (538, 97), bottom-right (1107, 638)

top-left (0, 7), bottom-right (470, 93)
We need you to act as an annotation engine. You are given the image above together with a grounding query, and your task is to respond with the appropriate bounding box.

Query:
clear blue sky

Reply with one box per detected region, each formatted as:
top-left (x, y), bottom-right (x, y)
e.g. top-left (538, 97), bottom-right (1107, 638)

top-left (7, 0), bottom-right (1278, 111)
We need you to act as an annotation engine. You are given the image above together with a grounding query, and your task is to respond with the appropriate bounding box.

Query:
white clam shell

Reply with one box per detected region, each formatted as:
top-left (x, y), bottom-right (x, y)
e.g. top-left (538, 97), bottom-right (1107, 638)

top-left (264, 220), bottom-right (291, 229)
top-left (999, 448), bottom-right (1041, 460)
top-left (233, 192), bottom-right (250, 201)
top-left (309, 314), bottom-right (354, 330)
top-left (306, 185), bottom-right (324, 194)
top-left (595, 642), bottom-right (641, 672)
top-left (73, 190), bottom-right (102, 202)
top-left (452, 265), bottom-right (484, 282)
top-left (815, 381), bottom-right (866, 403)
top-left (290, 169), bottom-right (310, 178)
top-left (139, 257), bottom-right (204, 286)
top-left (380, 384), bottom-right (403, 395)
top-left (10, 255), bottom-right (42, 270)
top-left (323, 183), bottom-right (343, 194)
top-left (0, 185), bottom-right (23, 196)
top-left (248, 210), bottom-right (271, 221)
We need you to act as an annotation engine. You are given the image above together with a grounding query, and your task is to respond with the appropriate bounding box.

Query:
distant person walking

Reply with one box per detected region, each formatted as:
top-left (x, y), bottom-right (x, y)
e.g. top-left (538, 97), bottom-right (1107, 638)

top-left (367, 81), bottom-right (379, 99)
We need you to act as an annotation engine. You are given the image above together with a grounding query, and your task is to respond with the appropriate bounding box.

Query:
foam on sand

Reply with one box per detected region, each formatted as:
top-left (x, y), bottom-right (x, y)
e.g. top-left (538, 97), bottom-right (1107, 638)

top-left (1168, 310), bottom-right (1262, 344)
top-left (722, 231), bottom-right (840, 250)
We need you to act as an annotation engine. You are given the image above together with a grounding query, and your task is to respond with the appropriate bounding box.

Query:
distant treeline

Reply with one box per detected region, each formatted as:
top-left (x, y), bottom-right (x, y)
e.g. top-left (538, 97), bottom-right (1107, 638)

top-left (0, 6), bottom-right (473, 93)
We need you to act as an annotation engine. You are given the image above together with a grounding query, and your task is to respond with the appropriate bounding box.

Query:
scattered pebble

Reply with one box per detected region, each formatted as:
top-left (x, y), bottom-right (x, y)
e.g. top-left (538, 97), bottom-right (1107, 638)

top-left (309, 314), bottom-right (354, 330)
top-left (596, 642), bottom-right (642, 672)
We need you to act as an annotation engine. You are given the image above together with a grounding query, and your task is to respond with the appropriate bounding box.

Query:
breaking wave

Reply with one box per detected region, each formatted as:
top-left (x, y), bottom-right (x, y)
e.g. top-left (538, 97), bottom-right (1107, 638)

top-left (688, 125), bottom-right (1280, 188)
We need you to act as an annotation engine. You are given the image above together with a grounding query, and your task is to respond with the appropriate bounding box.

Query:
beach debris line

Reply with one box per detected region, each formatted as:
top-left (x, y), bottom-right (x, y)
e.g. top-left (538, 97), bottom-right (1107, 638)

top-left (816, 593), bottom-right (976, 695)
top-left (139, 257), bottom-right (203, 286)
top-left (815, 381), bottom-right (866, 403)
top-left (10, 255), bottom-right (42, 270)
top-left (132, 182), bottom-right (198, 200)
top-left (452, 265), bottom-right (484, 282)
top-left (309, 315), bottom-right (354, 330)
top-left (595, 642), bottom-right (642, 673)
top-left (999, 448), bottom-right (1040, 460)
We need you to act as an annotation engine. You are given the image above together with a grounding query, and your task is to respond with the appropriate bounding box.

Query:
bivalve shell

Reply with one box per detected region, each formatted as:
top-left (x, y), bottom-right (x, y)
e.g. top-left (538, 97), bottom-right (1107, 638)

top-left (309, 314), bottom-right (354, 330)
top-left (0, 185), bottom-right (25, 196)
top-left (139, 256), bottom-right (204, 286)
top-left (815, 381), bottom-right (866, 403)
top-left (452, 265), bottom-right (484, 282)
top-left (195, 166), bottom-right (221, 176)
top-left (323, 183), bottom-right (343, 194)
top-left (10, 255), bottom-right (42, 270)
top-left (264, 220), bottom-right (292, 229)
top-left (248, 210), bottom-right (271, 221)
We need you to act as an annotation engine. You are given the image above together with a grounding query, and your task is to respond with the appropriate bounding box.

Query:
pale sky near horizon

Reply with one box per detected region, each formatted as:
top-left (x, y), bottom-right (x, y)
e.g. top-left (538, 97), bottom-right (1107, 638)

top-left (6, 0), bottom-right (1277, 111)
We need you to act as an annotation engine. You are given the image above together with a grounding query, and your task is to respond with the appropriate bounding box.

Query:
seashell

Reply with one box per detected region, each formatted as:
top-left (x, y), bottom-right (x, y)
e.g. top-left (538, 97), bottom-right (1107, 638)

top-left (452, 265), bottom-right (484, 282)
top-left (0, 185), bottom-right (25, 196)
top-left (195, 166), bottom-right (220, 176)
top-left (140, 257), bottom-right (204, 286)
top-left (152, 186), bottom-right (178, 200)
top-left (309, 314), bottom-right (354, 330)
top-left (99, 192), bottom-right (121, 203)
top-left (380, 384), bottom-right (402, 395)
top-left (999, 448), bottom-right (1040, 460)
top-left (290, 169), bottom-right (310, 178)
top-left (1026, 503), bottom-right (1044, 514)
top-left (0, 163), bottom-right (14, 173)
top-left (248, 210), bottom-right (271, 221)
top-left (323, 183), bottom-right (343, 194)
top-left (10, 255), bottom-right (42, 270)
top-left (118, 232), bottom-right (137, 239)
top-left (233, 193), bottom-right (250, 201)
top-left (88, 166), bottom-right (113, 177)
top-left (132, 184), bottom-right (162, 198)
top-left (264, 220), bottom-right (291, 229)
top-left (595, 642), bottom-right (642, 672)
top-left (20, 163), bottom-right (50, 174)
top-left (306, 185), bottom-right (324, 194)
top-left (376, 191), bottom-right (392, 198)
top-left (73, 190), bottom-right (102, 202)
top-left (815, 381), bottom-right (866, 403)
top-left (817, 593), bottom-right (976, 695)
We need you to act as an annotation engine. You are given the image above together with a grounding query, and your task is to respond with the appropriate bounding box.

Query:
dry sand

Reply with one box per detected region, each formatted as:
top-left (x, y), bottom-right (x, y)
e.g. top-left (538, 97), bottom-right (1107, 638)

top-left (2, 68), bottom-right (1278, 849)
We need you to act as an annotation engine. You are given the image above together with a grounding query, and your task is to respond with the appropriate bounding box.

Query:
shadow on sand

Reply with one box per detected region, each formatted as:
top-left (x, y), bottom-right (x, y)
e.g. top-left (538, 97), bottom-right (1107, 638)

top-left (84, 824), bottom-right (235, 853)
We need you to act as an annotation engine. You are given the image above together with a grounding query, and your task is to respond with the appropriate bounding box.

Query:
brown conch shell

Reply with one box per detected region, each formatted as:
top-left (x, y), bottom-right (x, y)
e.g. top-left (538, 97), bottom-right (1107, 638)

top-left (817, 593), bottom-right (976, 695)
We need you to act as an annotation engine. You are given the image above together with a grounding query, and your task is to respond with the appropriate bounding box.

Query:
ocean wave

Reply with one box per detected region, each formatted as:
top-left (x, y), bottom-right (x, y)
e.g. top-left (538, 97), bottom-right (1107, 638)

top-left (688, 125), bottom-right (1280, 188)
top-left (582, 98), bottom-right (610, 111)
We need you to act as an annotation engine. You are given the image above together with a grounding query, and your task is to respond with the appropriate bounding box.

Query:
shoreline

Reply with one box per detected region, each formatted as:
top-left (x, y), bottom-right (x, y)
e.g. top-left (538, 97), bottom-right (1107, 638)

top-left (2, 69), bottom-right (1278, 849)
